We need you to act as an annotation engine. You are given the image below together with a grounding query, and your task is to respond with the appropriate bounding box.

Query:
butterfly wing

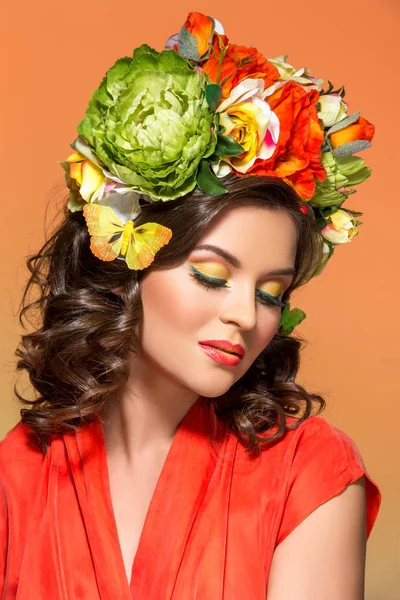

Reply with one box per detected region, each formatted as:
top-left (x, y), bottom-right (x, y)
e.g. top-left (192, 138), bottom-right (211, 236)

top-left (125, 223), bottom-right (172, 270)
top-left (83, 204), bottom-right (124, 261)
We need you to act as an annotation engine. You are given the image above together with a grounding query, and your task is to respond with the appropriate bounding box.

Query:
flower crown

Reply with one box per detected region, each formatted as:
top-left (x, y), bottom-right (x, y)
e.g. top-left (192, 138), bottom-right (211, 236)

top-left (59, 11), bottom-right (374, 336)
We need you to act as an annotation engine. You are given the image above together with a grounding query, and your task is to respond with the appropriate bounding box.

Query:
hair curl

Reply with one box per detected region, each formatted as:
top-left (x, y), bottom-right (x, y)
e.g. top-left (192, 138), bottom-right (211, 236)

top-left (15, 174), bottom-right (326, 455)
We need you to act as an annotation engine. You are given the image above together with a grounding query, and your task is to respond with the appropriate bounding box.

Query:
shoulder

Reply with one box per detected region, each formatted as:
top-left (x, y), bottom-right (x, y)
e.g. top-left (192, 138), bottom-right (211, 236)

top-left (283, 414), bottom-right (366, 467)
top-left (286, 412), bottom-right (358, 441)
top-left (248, 413), bottom-right (365, 473)
top-left (279, 413), bottom-right (378, 494)
top-left (262, 414), bottom-right (382, 544)
top-left (0, 420), bottom-right (46, 495)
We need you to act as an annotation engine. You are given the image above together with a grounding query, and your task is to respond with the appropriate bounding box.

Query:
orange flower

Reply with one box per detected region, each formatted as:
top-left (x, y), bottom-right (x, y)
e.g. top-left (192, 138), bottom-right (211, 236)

top-left (245, 82), bottom-right (326, 199)
top-left (202, 34), bottom-right (280, 100)
top-left (329, 115), bottom-right (375, 150)
top-left (181, 12), bottom-right (214, 58)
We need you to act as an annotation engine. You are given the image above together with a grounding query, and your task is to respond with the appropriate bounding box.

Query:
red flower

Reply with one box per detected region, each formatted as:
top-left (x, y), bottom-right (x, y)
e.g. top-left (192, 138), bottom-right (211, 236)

top-left (245, 82), bottom-right (326, 199)
top-left (201, 34), bottom-right (280, 100)
top-left (179, 12), bottom-right (215, 60)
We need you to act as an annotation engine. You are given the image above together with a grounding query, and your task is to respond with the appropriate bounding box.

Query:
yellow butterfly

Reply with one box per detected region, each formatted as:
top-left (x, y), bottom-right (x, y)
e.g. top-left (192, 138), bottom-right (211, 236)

top-left (83, 204), bottom-right (172, 270)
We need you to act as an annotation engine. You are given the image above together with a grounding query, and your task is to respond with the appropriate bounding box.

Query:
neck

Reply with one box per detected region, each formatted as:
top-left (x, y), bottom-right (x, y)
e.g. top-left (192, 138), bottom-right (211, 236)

top-left (100, 350), bottom-right (199, 463)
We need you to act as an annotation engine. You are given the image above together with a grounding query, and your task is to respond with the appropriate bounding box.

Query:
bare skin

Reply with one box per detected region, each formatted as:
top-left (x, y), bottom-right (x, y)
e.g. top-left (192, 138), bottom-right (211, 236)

top-left (101, 204), bottom-right (298, 585)
top-left (266, 477), bottom-right (367, 599)
top-left (102, 428), bottom-right (175, 583)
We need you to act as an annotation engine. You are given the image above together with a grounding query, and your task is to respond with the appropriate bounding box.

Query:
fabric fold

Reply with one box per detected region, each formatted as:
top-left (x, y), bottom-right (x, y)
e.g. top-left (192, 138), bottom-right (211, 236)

top-left (0, 401), bottom-right (382, 599)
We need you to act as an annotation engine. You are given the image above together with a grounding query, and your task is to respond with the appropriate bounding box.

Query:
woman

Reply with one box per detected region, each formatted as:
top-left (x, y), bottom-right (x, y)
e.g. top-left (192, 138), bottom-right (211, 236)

top-left (0, 12), bottom-right (381, 599)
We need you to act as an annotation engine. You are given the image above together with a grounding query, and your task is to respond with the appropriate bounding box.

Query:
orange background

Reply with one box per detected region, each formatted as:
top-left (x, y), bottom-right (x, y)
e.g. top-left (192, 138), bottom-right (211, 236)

top-left (1, 0), bottom-right (399, 596)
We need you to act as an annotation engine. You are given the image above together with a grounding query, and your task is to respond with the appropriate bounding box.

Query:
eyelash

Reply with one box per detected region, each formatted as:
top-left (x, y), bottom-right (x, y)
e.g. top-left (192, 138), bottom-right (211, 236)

top-left (189, 266), bottom-right (288, 310)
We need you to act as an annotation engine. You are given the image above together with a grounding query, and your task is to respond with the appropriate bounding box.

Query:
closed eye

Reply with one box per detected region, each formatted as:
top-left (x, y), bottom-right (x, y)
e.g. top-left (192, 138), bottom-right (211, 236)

top-left (189, 265), bottom-right (288, 310)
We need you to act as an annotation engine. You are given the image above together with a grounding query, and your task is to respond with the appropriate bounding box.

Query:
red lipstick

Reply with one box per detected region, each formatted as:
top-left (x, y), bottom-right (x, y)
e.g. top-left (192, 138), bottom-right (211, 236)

top-left (199, 340), bottom-right (245, 357)
top-left (198, 340), bottom-right (245, 367)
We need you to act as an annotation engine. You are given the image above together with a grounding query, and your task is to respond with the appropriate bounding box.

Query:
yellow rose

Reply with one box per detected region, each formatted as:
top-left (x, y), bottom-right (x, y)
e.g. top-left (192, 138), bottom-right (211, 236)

top-left (321, 209), bottom-right (358, 244)
top-left (216, 78), bottom-right (280, 173)
top-left (317, 94), bottom-right (347, 128)
top-left (65, 152), bottom-right (106, 203)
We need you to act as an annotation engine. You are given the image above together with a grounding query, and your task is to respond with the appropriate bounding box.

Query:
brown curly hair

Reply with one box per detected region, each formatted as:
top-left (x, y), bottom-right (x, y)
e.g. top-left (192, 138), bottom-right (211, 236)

top-left (15, 174), bottom-right (326, 454)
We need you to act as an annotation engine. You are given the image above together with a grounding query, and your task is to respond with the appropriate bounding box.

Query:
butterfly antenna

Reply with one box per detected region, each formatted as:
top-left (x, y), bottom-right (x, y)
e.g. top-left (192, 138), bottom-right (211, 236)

top-left (131, 202), bottom-right (143, 222)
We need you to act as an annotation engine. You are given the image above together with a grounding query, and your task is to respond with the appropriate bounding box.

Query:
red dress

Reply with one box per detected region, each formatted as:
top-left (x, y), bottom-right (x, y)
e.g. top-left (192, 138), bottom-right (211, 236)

top-left (0, 397), bottom-right (381, 599)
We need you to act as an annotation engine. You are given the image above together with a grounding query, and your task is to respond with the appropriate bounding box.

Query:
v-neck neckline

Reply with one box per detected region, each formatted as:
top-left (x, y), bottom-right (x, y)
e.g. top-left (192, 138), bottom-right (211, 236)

top-left (99, 398), bottom-right (204, 590)
top-left (67, 395), bottom-right (225, 599)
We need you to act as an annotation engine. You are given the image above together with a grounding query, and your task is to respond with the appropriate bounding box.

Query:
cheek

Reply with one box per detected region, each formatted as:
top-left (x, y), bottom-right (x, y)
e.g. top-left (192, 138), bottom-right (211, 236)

top-left (249, 312), bottom-right (281, 358)
top-left (139, 270), bottom-right (210, 339)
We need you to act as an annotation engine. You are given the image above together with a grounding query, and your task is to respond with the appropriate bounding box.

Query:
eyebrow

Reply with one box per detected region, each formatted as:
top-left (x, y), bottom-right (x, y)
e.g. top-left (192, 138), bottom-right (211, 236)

top-left (192, 244), bottom-right (295, 278)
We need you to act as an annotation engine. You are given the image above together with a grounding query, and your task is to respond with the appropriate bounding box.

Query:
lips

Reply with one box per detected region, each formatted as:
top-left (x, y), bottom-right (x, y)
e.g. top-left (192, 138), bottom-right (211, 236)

top-left (198, 340), bottom-right (245, 358)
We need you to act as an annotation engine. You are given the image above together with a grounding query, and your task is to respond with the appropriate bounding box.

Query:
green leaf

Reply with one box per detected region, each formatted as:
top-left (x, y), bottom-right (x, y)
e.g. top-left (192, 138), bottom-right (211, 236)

top-left (67, 191), bottom-right (85, 212)
top-left (278, 305), bottom-right (307, 336)
top-left (327, 111), bottom-right (360, 135)
top-left (320, 205), bottom-right (339, 219)
top-left (345, 209), bottom-right (364, 217)
top-left (332, 140), bottom-right (372, 158)
top-left (178, 26), bottom-right (201, 62)
top-left (197, 159), bottom-right (228, 195)
top-left (205, 84), bottom-right (222, 112)
top-left (58, 161), bottom-right (70, 176)
top-left (213, 134), bottom-right (244, 157)
top-left (315, 217), bottom-right (327, 229)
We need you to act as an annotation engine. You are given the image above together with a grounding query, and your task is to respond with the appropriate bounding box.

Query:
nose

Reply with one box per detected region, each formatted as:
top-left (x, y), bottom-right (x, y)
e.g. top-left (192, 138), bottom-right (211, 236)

top-left (218, 282), bottom-right (257, 331)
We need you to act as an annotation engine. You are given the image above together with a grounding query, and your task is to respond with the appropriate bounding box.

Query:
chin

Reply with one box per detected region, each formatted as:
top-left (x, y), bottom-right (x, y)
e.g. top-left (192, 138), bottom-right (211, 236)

top-left (187, 373), bottom-right (242, 399)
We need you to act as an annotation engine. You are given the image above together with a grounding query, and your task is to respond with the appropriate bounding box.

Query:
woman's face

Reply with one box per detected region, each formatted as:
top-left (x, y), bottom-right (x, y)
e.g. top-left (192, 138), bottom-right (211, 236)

top-left (137, 205), bottom-right (297, 398)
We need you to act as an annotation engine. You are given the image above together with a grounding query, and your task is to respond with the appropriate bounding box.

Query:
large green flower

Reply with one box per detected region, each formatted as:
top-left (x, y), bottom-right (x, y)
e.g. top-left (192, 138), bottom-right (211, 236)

top-left (78, 44), bottom-right (218, 200)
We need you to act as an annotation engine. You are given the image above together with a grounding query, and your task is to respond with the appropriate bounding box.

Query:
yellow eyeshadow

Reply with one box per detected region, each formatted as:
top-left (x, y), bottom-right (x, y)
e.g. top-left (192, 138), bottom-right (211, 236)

top-left (189, 262), bottom-right (229, 279)
top-left (259, 281), bottom-right (283, 296)
top-left (189, 262), bottom-right (285, 297)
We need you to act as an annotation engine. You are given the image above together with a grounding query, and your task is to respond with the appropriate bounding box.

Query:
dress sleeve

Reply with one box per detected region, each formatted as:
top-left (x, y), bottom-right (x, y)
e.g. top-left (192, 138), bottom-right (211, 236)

top-left (275, 416), bottom-right (382, 547)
